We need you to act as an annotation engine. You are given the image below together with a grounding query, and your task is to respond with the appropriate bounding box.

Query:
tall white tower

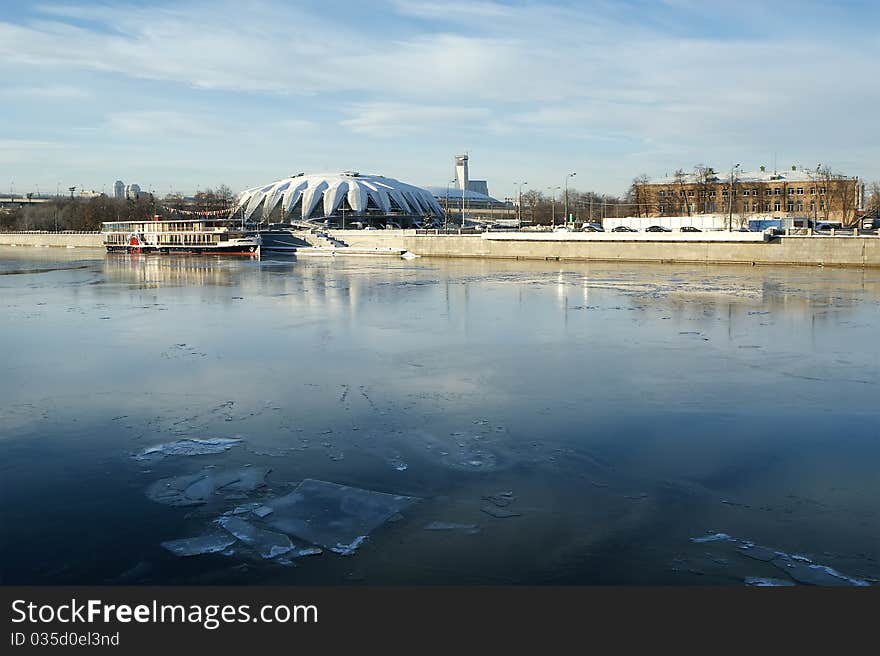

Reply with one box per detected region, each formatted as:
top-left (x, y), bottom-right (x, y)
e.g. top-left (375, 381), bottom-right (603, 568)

top-left (455, 154), bottom-right (469, 192)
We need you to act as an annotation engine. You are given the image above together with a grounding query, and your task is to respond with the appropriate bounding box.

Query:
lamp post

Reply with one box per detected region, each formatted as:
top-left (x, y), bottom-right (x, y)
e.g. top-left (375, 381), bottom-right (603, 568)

top-left (444, 179), bottom-right (455, 232)
top-left (515, 181), bottom-right (528, 229)
top-left (564, 172), bottom-right (576, 226)
top-left (547, 186), bottom-right (560, 226)
top-left (728, 164), bottom-right (740, 231)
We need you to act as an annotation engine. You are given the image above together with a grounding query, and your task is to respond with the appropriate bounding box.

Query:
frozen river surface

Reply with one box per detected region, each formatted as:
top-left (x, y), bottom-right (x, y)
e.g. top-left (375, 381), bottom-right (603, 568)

top-left (1, 246), bottom-right (879, 585)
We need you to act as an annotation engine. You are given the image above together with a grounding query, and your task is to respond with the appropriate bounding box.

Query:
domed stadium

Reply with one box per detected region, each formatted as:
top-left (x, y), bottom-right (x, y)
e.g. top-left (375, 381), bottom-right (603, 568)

top-left (234, 171), bottom-right (443, 228)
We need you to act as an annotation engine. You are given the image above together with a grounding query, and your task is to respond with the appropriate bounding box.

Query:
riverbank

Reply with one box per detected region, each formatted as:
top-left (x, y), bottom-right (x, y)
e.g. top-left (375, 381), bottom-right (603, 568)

top-left (4, 229), bottom-right (880, 268)
top-left (0, 231), bottom-right (102, 248)
top-left (328, 229), bottom-right (880, 268)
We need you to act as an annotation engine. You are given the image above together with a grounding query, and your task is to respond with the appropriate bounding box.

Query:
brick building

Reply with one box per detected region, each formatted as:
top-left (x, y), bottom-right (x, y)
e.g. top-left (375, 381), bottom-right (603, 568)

top-left (635, 166), bottom-right (864, 226)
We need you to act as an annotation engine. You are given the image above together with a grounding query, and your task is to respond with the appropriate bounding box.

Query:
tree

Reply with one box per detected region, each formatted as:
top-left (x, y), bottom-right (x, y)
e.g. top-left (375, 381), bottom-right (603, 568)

top-left (693, 164), bottom-right (716, 214)
top-left (628, 174), bottom-right (651, 218)
top-left (673, 169), bottom-right (690, 216)
top-left (868, 181), bottom-right (880, 212)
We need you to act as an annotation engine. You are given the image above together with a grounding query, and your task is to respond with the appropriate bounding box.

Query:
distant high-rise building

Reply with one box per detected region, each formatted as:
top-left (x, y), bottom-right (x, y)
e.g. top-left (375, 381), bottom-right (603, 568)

top-left (125, 183), bottom-right (142, 199)
top-left (114, 180), bottom-right (125, 199)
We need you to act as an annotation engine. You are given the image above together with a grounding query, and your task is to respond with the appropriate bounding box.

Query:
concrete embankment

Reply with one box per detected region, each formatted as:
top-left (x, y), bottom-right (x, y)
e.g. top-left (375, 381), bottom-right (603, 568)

top-left (0, 232), bottom-right (103, 248)
top-left (331, 229), bottom-right (880, 268)
top-left (5, 229), bottom-right (880, 268)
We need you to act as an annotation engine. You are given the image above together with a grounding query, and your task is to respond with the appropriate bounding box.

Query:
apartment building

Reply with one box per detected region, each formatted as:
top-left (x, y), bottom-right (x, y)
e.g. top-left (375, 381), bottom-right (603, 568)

top-left (636, 166), bottom-right (864, 225)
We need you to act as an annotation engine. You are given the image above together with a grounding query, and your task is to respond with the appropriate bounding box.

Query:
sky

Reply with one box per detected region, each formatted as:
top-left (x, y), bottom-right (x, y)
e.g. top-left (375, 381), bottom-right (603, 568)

top-left (1, 0), bottom-right (878, 199)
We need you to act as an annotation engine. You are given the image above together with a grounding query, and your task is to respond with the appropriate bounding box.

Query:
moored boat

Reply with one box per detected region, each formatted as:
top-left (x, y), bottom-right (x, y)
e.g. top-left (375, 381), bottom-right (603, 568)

top-left (102, 216), bottom-right (260, 255)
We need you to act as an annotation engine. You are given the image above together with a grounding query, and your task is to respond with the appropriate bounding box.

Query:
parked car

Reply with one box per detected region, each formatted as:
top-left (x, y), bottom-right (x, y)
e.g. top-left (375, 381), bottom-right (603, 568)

top-left (611, 226), bottom-right (637, 232)
top-left (645, 225), bottom-right (672, 232)
top-left (680, 226), bottom-right (701, 232)
top-left (581, 223), bottom-right (605, 232)
top-left (815, 222), bottom-right (843, 232)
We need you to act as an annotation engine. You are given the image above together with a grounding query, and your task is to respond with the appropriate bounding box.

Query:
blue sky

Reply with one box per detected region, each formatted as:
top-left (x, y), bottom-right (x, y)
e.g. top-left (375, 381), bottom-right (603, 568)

top-left (1, 0), bottom-right (877, 198)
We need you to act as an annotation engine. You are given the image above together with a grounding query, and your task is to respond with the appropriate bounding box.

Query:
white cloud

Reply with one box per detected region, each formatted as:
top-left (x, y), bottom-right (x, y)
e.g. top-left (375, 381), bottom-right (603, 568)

top-left (340, 102), bottom-right (492, 136)
top-left (0, 84), bottom-right (90, 99)
top-left (1, 1), bottom-right (877, 192)
top-left (107, 111), bottom-right (222, 137)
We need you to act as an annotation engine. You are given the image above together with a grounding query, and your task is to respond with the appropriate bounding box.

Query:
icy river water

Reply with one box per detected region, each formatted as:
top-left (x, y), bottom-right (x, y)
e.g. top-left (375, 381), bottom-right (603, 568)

top-left (2, 246), bottom-right (879, 586)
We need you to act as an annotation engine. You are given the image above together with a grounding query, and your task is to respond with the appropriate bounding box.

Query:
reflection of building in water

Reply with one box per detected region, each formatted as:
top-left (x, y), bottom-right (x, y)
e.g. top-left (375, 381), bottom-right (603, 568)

top-left (102, 255), bottom-right (236, 288)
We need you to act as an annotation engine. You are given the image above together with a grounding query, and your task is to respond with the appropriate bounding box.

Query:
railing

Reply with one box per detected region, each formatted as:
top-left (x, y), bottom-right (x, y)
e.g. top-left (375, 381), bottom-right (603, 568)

top-left (0, 230), bottom-right (101, 234)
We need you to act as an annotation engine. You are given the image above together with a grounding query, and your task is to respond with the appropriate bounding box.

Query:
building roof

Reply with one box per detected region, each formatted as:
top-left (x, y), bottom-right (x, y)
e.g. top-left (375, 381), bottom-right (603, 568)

top-left (423, 186), bottom-right (505, 204)
top-left (235, 172), bottom-right (443, 221)
top-left (648, 169), bottom-right (856, 185)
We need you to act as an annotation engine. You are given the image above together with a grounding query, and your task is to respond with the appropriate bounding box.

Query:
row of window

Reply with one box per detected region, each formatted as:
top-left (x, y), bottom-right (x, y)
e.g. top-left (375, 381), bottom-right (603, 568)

top-left (657, 200), bottom-right (828, 213)
top-left (658, 187), bottom-right (827, 198)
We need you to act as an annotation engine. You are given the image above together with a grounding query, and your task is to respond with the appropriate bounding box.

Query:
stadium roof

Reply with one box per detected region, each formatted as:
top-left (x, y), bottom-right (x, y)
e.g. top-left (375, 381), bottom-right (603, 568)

top-left (235, 172), bottom-right (443, 221)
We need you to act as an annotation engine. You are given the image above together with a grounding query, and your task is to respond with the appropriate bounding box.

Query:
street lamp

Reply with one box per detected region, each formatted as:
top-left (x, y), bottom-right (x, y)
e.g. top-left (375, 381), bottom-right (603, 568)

top-left (515, 181), bottom-right (528, 229)
top-left (444, 179), bottom-right (456, 232)
top-left (564, 172), bottom-right (576, 226)
top-left (728, 164), bottom-right (741, 231)
top-left (547, 186), bottom-right (560, 226)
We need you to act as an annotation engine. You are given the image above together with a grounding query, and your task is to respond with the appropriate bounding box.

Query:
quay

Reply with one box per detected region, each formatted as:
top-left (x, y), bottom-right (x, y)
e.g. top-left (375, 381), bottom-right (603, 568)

top-left (4, 229), bottom-right (880, 268)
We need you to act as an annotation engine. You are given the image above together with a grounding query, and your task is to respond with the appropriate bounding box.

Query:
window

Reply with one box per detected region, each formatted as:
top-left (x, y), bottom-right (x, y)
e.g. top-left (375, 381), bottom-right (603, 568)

top-left (721, 189), bottom-right (728, 197)
top-left (820, 187), bottom-right (826, 195)
top-left (809, 187), bottom-right (815, 194)
top-left (765, 189), bottom-right (771, 196)
top-left (753, 203), bottom-right (759, 212)
top-left (787, 201), bottom-right (795, 212)
top-left (787, 187), bottom-right (794, 195)
top-left (687, 190), bottom-right (694, 197)
top-left (774, 201), bottom-right (781, 211)
top-left (796, 187), bottom-right (804, 195)
top-left (796, 201), bottom-right (803, 211)
top-left (774, 188), bottom-right (781, 195)
top-left (809, 201), bottom-right (815, 211)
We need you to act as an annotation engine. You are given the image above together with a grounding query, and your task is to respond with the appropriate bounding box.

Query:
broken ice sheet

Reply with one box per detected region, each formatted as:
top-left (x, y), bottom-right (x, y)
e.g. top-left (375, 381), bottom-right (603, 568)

top-left (218, 516), bottom-right (293, 560)
top-left (135, 437), bottom-right (243, 461)
top-left (161, 532), bottom-right (237, 557)
top-left (744, 577), bottom-right (796, 587)
top-left (771, 559), bottom-right (870, 587)
top-left (263, 479), bottom-right (419, 555)
top-left (146, 466), bottom-right (270, 506)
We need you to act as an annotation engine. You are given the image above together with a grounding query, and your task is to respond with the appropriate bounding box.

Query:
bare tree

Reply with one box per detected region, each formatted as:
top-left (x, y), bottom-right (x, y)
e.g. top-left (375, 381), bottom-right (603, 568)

top-left (673, 169), bottom-right (690, 216)
top-left (628, 174), bottom-right (651, 218)
top-left (692, 164), bottom-right (716, 214)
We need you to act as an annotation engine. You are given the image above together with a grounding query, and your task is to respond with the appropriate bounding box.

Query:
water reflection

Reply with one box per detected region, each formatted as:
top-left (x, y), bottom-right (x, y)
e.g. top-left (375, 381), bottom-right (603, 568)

top-left (1, 246), bottom-right (879, 585)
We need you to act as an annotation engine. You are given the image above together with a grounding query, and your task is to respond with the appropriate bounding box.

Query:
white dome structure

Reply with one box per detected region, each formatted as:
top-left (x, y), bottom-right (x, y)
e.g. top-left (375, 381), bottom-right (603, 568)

top-left (235, 171), bottom-right (443, 223)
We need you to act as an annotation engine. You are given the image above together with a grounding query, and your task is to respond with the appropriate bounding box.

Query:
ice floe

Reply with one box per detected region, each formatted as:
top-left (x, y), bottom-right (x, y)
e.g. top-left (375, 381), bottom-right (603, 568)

top-left (135, 437), bottom-right (243, 461)
top-left (218, 516), bottom-right (293, 560)
top-left (689, 532), bottom-right (871, 586)
top-left (262, 479), bottom-right (419, 555)
top-left (146, 466), bottom-right (270, 507)
top-left (161, 532), bottom-right (238, 557)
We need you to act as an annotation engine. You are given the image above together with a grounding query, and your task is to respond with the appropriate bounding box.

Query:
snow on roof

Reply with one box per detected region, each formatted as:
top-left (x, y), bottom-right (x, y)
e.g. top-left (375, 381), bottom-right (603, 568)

top-left (648, 169), bottom-right (855, 185)
top-left (423, 186), bottom-right (504, 204)
top-left (235, 172), bottom-right (443, 221)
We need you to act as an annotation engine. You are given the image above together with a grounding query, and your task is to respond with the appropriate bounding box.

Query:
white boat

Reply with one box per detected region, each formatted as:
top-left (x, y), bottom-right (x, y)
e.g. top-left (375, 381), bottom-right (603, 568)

top-left (102, 216), bottom-right (260, 255)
